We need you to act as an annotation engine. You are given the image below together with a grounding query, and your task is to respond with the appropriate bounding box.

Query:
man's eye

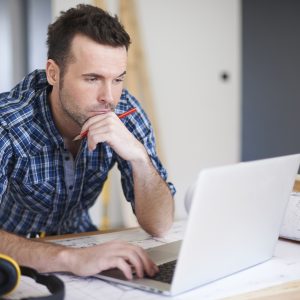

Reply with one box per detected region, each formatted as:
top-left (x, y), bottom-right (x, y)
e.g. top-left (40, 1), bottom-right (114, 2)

top-left (113, 78), bottom-right (124, 84)
top-left (86, 77), bottom-right (97, 82)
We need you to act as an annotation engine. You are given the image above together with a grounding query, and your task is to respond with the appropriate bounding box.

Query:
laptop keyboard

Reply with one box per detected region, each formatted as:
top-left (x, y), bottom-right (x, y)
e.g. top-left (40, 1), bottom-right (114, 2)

top-left (147, 260), bottom-right (177, 284)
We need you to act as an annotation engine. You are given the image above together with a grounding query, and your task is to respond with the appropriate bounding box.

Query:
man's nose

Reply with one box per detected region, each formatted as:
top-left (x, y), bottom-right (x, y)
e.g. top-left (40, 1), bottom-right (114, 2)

top-left (97, 82), bottom-right (114, 108)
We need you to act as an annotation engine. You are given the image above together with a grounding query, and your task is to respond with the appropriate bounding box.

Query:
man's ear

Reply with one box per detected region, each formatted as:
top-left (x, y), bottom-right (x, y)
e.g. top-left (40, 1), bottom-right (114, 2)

top-left (46, 59), bottom-right (60, 86)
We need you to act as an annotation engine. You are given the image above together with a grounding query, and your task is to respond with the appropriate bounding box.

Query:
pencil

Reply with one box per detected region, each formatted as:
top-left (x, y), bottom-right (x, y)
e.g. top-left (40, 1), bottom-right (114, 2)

top-left (72, 107), bottom-right (137, 141)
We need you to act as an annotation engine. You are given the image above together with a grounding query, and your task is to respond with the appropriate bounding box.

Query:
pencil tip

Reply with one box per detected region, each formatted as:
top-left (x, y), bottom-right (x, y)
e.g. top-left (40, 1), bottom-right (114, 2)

top-left (73, 135), bottom-right (81, 141)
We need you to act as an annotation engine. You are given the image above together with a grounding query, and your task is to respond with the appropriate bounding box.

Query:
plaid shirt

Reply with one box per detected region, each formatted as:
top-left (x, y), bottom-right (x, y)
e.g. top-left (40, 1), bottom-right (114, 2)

top-left (0, 70), bottom-right (175, 236)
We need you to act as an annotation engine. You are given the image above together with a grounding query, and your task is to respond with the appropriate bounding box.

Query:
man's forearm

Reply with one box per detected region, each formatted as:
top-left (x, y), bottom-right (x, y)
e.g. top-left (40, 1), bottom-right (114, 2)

top-left (131, 153), bottom-right (174, 237)
top-left (0, 230), bottom-right (70, 273)
top-left (0, 229), bottom-right (158, 279)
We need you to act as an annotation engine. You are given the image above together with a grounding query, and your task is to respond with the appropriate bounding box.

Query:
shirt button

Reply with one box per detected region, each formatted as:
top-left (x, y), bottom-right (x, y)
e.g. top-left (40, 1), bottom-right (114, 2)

top-left (69, 185), bottom-right (73, 190)
top-left (65, 156), bottom-right (70, 161)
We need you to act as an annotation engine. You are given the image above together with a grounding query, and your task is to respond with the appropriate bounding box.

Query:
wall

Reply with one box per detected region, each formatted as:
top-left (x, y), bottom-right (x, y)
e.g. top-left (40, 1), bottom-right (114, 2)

top-left (26, 0), bottom-right (51, 72)
top-left (136, 0), bottom-right (241, 218)
top-left (0, 0), bottom-right (27, 92)
top-left (242, 0), bottom-right (300, 161)
top-left (0, 0), bottom-right (51, 92)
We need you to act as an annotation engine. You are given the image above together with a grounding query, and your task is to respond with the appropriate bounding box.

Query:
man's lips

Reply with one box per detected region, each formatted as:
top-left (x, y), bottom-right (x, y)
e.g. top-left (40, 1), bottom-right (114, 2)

top-left (88, 110), bottom-right (113, 116)
top-left (90, 109), bottom-right (112, 114)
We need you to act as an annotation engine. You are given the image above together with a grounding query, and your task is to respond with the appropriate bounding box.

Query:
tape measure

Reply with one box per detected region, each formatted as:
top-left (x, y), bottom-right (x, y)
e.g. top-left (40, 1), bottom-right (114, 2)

top-left (0, 253), bottom-right (21, 296)
top-left (0, 253), bottom-right (65, 299)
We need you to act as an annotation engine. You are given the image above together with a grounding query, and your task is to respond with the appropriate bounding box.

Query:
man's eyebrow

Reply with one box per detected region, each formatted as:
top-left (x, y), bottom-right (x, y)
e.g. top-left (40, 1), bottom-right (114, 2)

top-left (82, 73), bottom-right (102, 78)
top-left (81, 71), bottom-right (126, 79)
top-left (116, 71), bottom-right (126, 78)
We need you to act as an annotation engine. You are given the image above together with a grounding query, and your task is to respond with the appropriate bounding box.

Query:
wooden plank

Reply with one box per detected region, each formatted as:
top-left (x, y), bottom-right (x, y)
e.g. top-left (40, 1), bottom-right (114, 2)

top-left (93, 0), bottom-right (107, 10)
top-left (119, 0), bottom-right (164, 160)
top-left (93, 0), bottom-right (112, 230)
top-left (293, 177), bottom-right (300, 192)
top-left (43, 226), bottom-right (133, 241)
top-left (225, 280), bottom-right (300, 300)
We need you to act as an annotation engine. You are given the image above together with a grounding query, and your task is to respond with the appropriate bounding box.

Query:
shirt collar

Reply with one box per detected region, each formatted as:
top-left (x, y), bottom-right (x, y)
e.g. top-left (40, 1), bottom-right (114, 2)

top-left (39, 86), bottom-right (65, 149)
top-left (114, 89), bottom-right (132, 115)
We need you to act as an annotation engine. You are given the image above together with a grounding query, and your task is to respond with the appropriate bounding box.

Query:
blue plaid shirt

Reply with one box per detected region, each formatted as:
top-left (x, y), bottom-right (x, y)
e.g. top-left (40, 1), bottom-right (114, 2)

top-left (0, 70), bottom-right (175, 236)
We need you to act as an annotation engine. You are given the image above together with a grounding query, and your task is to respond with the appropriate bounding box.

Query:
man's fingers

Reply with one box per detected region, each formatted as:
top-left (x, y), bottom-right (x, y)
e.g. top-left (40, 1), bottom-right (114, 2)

top-left (81, 112), bottom-right (115, 134)
top-left (110, 257), bottom-right (133, 280)
top-left (104, 242), bottom-right (158, 278)
top-left (71, 241), bottom-right (158, 279)
top-left (129, 245), bottom-right (158, 277)
top-left (118, 243), bottom-right (158, 277)
top-left (105, 243), bottom-right (145, 278)
top-left (87, 132), bottom-right (110, 151)
top-left (85, 116), bottom-right (121, 151)
top-left (121, 250), bottom-right (144, 278)
top-left (105, 249), bottom-right (145, 279)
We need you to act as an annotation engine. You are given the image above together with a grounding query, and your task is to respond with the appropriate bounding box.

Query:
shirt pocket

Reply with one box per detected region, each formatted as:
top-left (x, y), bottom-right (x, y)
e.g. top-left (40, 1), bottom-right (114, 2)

top-left (10, 155), bottom-right (56, 214)
top-left (12, 180), bottom-right (56, 214)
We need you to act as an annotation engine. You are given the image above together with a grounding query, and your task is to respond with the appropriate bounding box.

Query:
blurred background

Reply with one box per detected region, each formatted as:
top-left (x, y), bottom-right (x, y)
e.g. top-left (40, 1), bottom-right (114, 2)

top-left (1, 0), bottom-right (300, 229)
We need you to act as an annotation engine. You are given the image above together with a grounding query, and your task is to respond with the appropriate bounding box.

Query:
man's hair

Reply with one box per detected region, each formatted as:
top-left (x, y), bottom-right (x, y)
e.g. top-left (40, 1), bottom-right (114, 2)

top-left (47, 4), bottom-right (131, 77)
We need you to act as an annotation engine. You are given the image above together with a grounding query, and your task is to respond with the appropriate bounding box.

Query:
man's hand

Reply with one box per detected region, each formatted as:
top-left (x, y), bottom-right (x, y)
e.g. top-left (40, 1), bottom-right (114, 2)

top-left (80, 111), bottom-right (174, 238)
top-left (65, 240), bottom-right (158, 279)
top-left (81, 112), bottom-right (174, 236)
top-left (81, 112), bottom-right (147, 162)
top-left (0, 230), bottom-right (158, 280)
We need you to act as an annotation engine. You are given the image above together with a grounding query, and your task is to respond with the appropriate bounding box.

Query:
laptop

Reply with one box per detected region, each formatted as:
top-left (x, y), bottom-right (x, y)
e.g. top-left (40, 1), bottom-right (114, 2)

top-left (95, 154), bottom-right (300, 296)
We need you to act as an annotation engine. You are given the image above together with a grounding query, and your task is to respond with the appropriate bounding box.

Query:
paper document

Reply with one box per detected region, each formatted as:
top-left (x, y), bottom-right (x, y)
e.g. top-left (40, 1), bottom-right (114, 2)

top-left (280, 192), bottom-right (300, 241)
top-left (48, 220), bottom-right (186, 249)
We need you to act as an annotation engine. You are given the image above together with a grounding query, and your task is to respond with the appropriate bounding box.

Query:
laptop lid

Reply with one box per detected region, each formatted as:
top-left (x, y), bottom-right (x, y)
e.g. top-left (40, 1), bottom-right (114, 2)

top-left (171, 154), bottom-right (300, 295)
top-left (95, 154), bottom-right (300, 296)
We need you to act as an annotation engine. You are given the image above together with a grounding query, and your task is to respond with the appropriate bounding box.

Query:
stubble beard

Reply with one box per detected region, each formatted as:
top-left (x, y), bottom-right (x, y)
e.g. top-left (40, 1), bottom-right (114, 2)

top-left (57, 77), bottom-right (117, 128)
top-left (58, 88), bottom-right (87, 127)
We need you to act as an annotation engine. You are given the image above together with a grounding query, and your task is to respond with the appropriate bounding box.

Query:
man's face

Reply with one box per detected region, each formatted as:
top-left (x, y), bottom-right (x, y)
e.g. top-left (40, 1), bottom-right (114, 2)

top-left (58, 35), bottom-right (127, 127)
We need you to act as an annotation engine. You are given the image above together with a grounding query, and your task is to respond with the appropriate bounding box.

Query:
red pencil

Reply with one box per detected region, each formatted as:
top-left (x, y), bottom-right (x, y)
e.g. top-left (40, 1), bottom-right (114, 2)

top-left (73, 107), bottom-right (137, 141)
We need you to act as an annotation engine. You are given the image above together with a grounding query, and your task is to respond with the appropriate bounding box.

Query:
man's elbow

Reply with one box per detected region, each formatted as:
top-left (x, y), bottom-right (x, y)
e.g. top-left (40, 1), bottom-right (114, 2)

top-left (142, 219), bottom-right (174, 238)
top-left (151, 225), bottom-right (172, 238)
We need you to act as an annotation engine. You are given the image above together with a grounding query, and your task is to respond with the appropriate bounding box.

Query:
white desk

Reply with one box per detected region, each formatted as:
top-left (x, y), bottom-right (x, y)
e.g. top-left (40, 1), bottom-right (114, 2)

top-left (7, 220), bottom-right (300, 300)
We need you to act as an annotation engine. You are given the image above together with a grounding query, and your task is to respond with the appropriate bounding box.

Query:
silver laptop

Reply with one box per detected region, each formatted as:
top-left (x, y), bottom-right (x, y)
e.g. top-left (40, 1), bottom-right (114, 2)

top-left (95, 154), bottom-right (300, 296)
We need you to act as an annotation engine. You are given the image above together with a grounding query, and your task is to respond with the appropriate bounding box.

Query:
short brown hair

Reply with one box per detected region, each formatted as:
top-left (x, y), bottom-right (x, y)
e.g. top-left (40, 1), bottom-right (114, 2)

top-left (47, 4), bottom-right (131, 77)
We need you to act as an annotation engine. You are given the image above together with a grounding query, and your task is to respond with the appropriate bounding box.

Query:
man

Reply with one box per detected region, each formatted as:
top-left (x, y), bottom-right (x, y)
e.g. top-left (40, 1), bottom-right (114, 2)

top-left (0, 5), bottom-right (175, 279)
